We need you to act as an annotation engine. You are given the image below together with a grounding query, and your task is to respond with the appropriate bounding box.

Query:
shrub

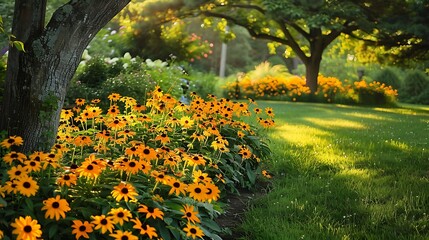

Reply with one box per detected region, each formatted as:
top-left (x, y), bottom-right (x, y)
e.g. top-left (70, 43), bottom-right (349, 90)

top-left (188, 71), bottom-right (219, 100)
top-left (353, 80), bottom-right (398, 105)
top-left (401, 70), bottom-right (429, 103)
top-left (374, 67), bottom-right (403, 91)
top-left (0, 88), bottom-right (274, 239)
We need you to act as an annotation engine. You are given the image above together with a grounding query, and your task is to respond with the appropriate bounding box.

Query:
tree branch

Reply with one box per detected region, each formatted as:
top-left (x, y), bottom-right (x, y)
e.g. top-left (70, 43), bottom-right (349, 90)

top-left (277, 21), bottom-right (309, 63)
top-left (202, 11), bottom-right (289, 45)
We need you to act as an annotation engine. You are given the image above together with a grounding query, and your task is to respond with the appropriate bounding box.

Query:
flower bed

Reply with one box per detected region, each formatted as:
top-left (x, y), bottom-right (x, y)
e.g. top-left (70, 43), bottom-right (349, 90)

top-left (0, 88), bottom-right (274, 240)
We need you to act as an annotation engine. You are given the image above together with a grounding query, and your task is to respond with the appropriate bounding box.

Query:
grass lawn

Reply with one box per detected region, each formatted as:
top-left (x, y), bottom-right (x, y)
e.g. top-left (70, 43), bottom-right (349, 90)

top-left (240, 101), bottom-right (429, 240)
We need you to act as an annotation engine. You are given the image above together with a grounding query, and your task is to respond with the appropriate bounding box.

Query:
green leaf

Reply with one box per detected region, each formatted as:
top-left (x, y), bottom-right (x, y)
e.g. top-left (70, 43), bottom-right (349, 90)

top-left (0, 196), bottom-right (7, 207)
top-left (25, 198), bottom-right (34, 211)
top-left (202, 218), bottom-right (222, 232)
top-left (49, 224), bottom-right (58, 239)
top-left (13, 41), bottom-right (26, 52)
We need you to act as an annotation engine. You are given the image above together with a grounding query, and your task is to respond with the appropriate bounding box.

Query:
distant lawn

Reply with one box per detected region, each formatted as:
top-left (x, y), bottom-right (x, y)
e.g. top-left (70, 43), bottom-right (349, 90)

top-left (240, 101), bottom-right (429, 240)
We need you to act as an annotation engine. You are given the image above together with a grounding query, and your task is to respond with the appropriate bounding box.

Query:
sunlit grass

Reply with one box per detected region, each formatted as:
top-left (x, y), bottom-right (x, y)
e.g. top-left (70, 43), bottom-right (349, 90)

top-left (239, 101), bottom-right (429, 240)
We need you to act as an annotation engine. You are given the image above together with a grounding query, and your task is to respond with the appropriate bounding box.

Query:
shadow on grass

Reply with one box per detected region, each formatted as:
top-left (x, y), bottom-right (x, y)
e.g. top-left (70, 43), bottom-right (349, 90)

top-left (240, 101), bottom-right (429, 240)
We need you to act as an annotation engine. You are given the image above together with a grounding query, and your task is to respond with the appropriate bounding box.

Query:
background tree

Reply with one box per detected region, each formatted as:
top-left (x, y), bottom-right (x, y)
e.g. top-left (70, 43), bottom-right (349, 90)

top-left (197, 0), bottom-right (429, 92)
top-left (1, 0), bottom-right (130, 152)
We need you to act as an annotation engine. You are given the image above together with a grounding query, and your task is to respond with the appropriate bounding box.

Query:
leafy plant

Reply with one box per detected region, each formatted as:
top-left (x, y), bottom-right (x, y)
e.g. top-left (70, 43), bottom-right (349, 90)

top-left (0, 87), bottom-right (274, 239)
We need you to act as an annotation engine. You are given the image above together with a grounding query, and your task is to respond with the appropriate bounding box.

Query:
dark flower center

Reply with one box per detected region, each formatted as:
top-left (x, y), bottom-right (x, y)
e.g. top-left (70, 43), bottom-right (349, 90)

top-left (79, 226), bottom-right (86, 231)
top-left (64, 175), bottom-right (71, 180)
top-left (114, 120), bottom-right (120, 124)
top-left (207, 188), bottom-right (213, 194)
top-left (173, 182), bottom-right (180, 188)
top-left (190, 228), bottom-right (197, 234)
top-left (11, 153), bottom-right (18, 158)
top-left (23, 182), bottom-right (31, 188)
top-left (7, 139), bottom-right (15, 143)
top-left (186, 212), bottom-right (192, 217)
top-left (30, 161), bottom-right (36, 166)
top-left (195, 188), bottom-right (201, 193)
top-left (142, 224), bottom-right (148, 230)
top-left (117, 212), bottom-right (124, 218)
top-left (121, 188), bottom-right (129, 194)
top-left (148, 207), bottom-right (154, 213)
top-left (52, 202), bottom-right (60, 208)
top-left (129, 162), bottom-right (136, 167)
top-left (101, 219), bottom-right (108, 225)
top-left (121, 236), bottom-right (129, 240)
top-left (24, 225), bottom-right (32, 233)
top-left (86, 165), bottom-right (94, 170)
top-left (143, 149), bottom-right (150, 155)
top-left (15, 171), bottom-right (22, 176)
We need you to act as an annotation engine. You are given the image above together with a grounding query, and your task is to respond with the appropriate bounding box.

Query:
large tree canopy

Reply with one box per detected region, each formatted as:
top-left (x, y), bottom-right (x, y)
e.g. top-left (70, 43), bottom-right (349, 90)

top-left (1, 0), bottom-right (130, 152)
top-left (195, 0), bottom-right (429, 92)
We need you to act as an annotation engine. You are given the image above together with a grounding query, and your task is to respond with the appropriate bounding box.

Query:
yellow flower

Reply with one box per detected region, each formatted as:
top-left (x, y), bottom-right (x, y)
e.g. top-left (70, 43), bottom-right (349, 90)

top-left (71, 220), bottom-right (93, 239)
top-left (109, 230), bottom-right (138, 240)
top-left (16, 175), bottom-right (39, 197)
top-left (183, 223), bottom-right (204, 239)
top-left (131, 218), bottom-right (158, 239)
top-left (91, 215), bottom-right (115, 234)
top-left (108, 207), bottom-right (132, 226)
top-left (11, 216), bottom-right (42, 240)
top-left (138, 204), bottom-right (164, 220)
top-left (111, 182), bottom-right (139, 202)
top-left (180, 205), bottom-right (201, 223)
top-left (41, 195), bottom-right (71, 220)
top-left (1, 135), bottom-right (24, 148)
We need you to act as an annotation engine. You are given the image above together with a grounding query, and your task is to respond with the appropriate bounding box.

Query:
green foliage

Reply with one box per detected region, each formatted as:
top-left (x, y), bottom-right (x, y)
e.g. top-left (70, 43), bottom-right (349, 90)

top-left (187, 71), bottom-right (219, 100)
top-left (66, 54), bottom-right (189, 109)
top-left (374, 67), bottom-right (403, 91)
top-left (401, 70), bottom-right (429, 104)
top-left (0, 89), bottom-right (274, 239)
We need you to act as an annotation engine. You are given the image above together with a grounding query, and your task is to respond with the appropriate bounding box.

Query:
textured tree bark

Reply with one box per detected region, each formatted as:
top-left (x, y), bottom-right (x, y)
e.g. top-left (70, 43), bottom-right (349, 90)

top-left (0, 0), bottom-right (130, 153)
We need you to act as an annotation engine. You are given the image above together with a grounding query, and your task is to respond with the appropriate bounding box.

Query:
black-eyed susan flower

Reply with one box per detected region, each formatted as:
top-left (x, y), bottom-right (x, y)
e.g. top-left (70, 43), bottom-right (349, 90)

top-left (239, 146), bottom-right (252, 159)
top-left (75, 98), bottom-right (86, 106)
top-left (131, 218), bottom-right (158, 239)
top-left (109, 230), bottom-right (138, 240)
top-left (138, 204), bottom-right (164, 220)
top-left (187, 182), bottom-right (207, 202)
top-left (10, 216), bottom-right (42, 240)
top-left (166, 177), bottom-right (187, 196)
top-left (107, 118), bottom-right (127, 131)
top-left (190, 132), bottom-right (206, 142)
top-left (71, 220), bottom-right (93, 239)
top-left (180, 205), bottom-right (201, 223)
top-left (132, 103), bottom-right (146, 112)
top-left (154, 132), bottom-right (170, 144)
top-left (204, 181), bottom-right (220, 202)
top-left (123, 159), bottom-right (141, 175)
top-left (3, 151), bottom-right (27, 164)
top-left (16, 175), bottom-right (39, 197)
top-left (60, 109), bottom-right (74, 120)
top-left (51, 143), bottom-right (70, 154)
top-left (192, 170), bottom-right (212, 183)
top-left (108, 93), bottom-right (121, 102)
top-left (42, 152), bottom-right (61, 169)
top-left (139, 160), bottom-right (152, 174)
top-left (91, 215), bottom-right (115, 234)
top-left (265, 107), bottom-right (275, 117)
top-left (179, 116), bottom-right (194, 128)
top-left (1, 135), bottom-right (24, 148)
top-left (73, 135), bottom-right (93, 147)
top-left (91, 98), bottom-right (101, 104)
top-left (139, 146), bottom-right (157, 161)
top-left (111, 182), bottom-right (138, 202)
top-left (108, 207), bottom-right (132, 226)
top-left (77, 160), bottom-right (103, 179)
top-left (57, 173), bottom-right (77, 187)
top-left (107, 105), bottom-right (120, 117)
top-left (183, 223), bottom-right (204, 239)
top-left (7, 165), bottom-right (27, 180)
top-left (3, 180), bottom-right (19, 194)
top-left (41, 195), bottom-right (71, 220)
top-left (262, 170), bottom-right (273, 179)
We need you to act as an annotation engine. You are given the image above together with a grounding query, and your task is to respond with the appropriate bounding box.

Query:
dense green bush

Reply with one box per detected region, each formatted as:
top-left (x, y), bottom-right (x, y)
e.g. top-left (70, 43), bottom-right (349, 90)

top-left (401, 70), bottom-right (429, 104)
top-left (66, 54), bottom-right (187, 107)
top-left (188, 71), bottom-right (219, 99)
top-left (374, 67), bottom-right (403, 92)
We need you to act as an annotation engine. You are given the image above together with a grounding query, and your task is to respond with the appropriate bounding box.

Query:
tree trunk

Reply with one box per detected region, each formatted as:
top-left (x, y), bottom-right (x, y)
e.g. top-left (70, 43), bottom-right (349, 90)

top-left (0, 0), bottom-right (130, 153)
top-left (305, 57), bottom-right (321, 93)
